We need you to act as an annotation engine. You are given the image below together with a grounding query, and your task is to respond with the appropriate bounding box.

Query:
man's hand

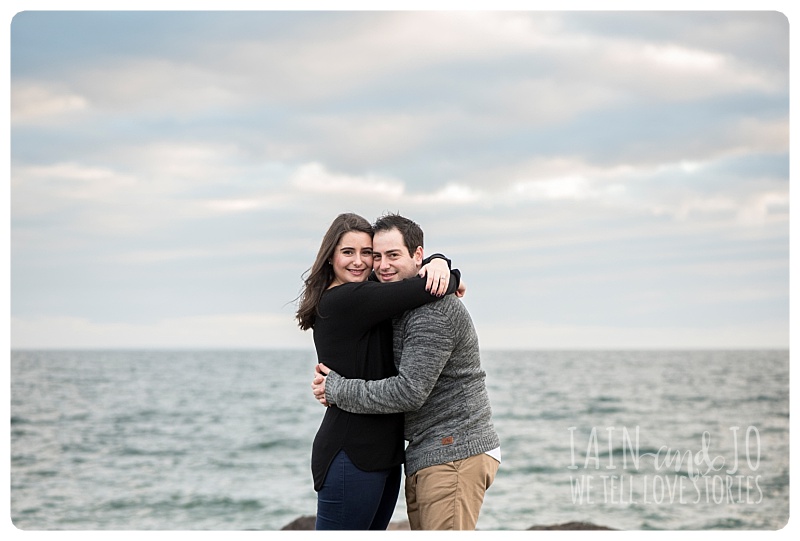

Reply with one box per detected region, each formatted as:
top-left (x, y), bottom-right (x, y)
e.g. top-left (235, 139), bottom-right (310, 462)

top-left (312, 363), bottom-right (330, 406)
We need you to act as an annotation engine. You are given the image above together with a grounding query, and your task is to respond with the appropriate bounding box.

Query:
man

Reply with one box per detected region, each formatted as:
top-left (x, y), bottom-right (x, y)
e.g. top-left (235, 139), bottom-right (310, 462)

top-left (313, 213), bottom-right (501, 530)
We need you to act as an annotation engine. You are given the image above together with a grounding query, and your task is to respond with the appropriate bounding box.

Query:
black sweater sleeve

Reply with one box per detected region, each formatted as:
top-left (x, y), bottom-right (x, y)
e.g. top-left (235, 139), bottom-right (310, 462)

top-left (321, 268), bottom-right (461, 333)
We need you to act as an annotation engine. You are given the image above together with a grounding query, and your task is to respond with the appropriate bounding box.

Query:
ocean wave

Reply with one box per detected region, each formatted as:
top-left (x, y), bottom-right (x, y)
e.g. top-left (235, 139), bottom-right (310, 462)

top-left (11, 349), bottom-right (789, 530)
top-left (700, 517), bottom-right (748, 529)
top-left (499, 463), bottom-right (562, 475)
top-left (118, 446), bottom-right (189, 457)
top-left (241, 439), bottom-right (305, 452)
top-left (101, 494), bottom-right (265, 512)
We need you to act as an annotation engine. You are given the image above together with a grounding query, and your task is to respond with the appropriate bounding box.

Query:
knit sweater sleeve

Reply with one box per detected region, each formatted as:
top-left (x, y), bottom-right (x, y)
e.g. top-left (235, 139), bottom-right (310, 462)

top-left (325, 302), bottom-right (453, 413)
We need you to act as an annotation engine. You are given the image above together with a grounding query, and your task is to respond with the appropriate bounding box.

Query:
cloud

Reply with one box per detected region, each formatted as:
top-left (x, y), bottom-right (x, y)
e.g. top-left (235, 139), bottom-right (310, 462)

top-left (11, 82), bottom-right (89, 124)
top-left (290, 162), bottom-right (405, 198)
top-left (292, 112), bottom-right (446, 168)
top-left (21, 12), bottom-right (781, 128)
top-left (648, 190), bottom-right (789, 226)
top-left (71, 58), bottom-right (244, 116)
top-left (10, 161), bottom-right (177, 236)
top-left (416, 183), bottom-right (484, 204)
top-left (473, 319), bottom-right (789, 350)
top-left (736, 190), bottom-right (790, 225)
top-left (11, 162), bottom-right (138, 222)
top-left (10, 141), bottom-right (294, 235)
top-left (510, 176), bottom-right (625, 202)
top-left (209, 12), bottom-right (558, 104)
top-left (598, 41), bottom-right (780, 101)
top-left (202, 198), bottom-right (274, 214)
top-left (10, 313), bottom-right (313, 349)
top-left (9, 11), bottom-right (789, 349)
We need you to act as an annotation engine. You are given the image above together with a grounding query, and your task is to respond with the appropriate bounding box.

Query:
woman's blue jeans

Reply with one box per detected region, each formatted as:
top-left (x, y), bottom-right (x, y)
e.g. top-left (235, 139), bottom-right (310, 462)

top-left (315, 450), bottom-right (401, 530)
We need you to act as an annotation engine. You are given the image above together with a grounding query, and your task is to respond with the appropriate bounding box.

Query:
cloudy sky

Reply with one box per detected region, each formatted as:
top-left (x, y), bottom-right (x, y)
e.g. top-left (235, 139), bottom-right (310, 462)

top-left (8, 6), bottom-right (791, 350)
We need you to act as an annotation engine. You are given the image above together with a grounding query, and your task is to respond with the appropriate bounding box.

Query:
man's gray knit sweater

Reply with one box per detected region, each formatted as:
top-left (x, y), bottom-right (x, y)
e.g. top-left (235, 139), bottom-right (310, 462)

top-left (325, 294), bottom-right (500, 476)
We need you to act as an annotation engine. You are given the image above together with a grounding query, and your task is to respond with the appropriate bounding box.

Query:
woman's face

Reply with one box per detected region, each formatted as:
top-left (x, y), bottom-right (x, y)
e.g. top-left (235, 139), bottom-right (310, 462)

top-left (329, 231), bottom-right (373, 287)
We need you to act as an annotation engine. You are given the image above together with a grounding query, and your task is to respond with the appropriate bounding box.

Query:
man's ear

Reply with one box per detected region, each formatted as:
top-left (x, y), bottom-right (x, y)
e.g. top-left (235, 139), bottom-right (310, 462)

top-left (413, 246), bottom-right (424, 264)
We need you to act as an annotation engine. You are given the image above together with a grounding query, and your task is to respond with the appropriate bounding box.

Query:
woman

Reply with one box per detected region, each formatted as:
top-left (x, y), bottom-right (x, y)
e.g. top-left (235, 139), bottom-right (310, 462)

top-left (296, 213), bottom-right (460, 530)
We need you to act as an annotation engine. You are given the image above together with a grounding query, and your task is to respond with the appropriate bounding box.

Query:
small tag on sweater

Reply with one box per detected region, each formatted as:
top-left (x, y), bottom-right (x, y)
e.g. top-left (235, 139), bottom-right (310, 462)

top-left (441, 436), bottom-right (454, 445)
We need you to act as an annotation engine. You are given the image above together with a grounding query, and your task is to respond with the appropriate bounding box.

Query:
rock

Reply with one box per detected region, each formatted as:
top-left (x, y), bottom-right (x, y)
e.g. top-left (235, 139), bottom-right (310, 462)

top-left (280, 515), bottom-right (316, 530)
top-left (281, 515), bottom-right (615, 530)
top-left (527, 521), bottom-right (616, 530)
top-left (280, 515), bottom-right (410, 530)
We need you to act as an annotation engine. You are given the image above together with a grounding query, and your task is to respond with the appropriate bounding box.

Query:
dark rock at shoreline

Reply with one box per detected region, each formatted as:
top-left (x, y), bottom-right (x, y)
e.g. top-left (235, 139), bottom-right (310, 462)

top-left (280, 515), bottom-right (409, 530)
top-left (281, 515), bottom-right (613, 530)
top-left (281, 515), bottom-right (317, 530)
top-left (281, 515), bottom-right (410, 530)
top-left (528, 521), bottom-right (616, 530)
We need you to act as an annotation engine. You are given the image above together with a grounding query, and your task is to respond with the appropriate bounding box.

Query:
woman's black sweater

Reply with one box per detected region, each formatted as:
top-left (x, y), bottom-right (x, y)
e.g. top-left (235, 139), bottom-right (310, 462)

top-left (310, 263), bottom-right (460, 491)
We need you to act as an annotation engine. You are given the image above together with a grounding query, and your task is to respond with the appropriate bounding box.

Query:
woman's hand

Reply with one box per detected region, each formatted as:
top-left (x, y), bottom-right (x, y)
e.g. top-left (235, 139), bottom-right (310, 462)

top-left (419, 257), bottom-right (450, 296)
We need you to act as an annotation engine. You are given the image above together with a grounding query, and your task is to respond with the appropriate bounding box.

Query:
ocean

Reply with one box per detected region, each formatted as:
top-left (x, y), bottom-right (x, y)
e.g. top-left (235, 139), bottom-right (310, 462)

top-left (9, 349), bottom-right (789, 530)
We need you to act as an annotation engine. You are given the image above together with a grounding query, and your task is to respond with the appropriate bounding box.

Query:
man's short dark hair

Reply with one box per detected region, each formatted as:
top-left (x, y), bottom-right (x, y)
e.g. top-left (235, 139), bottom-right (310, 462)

top-left (373, 213), bottom-right (424, 256)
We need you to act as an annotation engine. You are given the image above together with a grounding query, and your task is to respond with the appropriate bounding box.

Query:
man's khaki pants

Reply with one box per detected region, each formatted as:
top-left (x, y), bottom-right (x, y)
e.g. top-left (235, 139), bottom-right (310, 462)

top-left (405, 453), bottom-right (499, 530)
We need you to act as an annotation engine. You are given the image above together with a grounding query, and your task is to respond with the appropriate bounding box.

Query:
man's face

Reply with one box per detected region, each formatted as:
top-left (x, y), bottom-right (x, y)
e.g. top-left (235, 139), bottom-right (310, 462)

top-left (372, 228), bottom-right (422, 283)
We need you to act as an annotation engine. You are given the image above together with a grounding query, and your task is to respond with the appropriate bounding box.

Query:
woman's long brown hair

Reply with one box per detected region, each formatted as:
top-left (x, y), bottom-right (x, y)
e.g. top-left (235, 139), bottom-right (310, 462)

top-left (295, 213), bottom-right (373, 330)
